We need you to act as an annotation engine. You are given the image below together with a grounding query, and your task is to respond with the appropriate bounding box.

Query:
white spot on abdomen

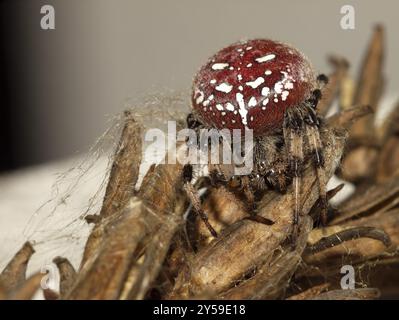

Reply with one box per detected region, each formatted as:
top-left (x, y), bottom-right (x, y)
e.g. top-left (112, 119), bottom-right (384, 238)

top-left (281, 90), bottom-right (289, 101)
top-left (255, 54), bottom-right (276, 63)
top-left (274, 82), bottom-right (284, 94)
top-left (261, 87), bottom-right (270, 96)
top-left (236, 92), bottom-right (248, 126)
top-left (225, 102), bottom-right (235, 111)
top-left (215, 83), bottom-right (233, 93)
top-left (212, 63), bottom-right (229, 70)
top-left (195, 90), bottom-right (204, 104)
top-left (246, 77), bottom-right (265, 89)
top-left (248, 96), bottom-right (257, 107)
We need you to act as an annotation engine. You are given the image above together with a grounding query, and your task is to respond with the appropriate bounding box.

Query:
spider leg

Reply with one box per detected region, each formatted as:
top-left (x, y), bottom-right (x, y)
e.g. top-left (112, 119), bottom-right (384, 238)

top-left (283, 110), bottom-right (304, 242)
top-left (186, 112), bottom-right (203, 130)
top-left (235, 175), bottom-right (274, 225)
top-left (304, 107), bottom-right (328, 226)
top-left (241, 175), bottom-right (257, 212)
top-left (307, 74), bottom-right (329, 110)
top-left (182, 164), bottom-right (218, 237)
top-left (317, 73), bottom-right (329, 87)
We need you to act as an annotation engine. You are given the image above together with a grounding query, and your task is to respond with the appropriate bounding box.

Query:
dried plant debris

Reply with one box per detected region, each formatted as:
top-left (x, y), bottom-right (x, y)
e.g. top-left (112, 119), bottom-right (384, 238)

top-left (317, 56), bottom-right (350, 116)
top-left (167, 126), bottom-right (346, 299)
top-left (0, 242), bottom-right (42, 300)
top-left (338, 25), bottom-right (385, 184)
top-left (308, 288), bottom-right (381, 300)
top-left (2, 24), bottom-right (399, 300)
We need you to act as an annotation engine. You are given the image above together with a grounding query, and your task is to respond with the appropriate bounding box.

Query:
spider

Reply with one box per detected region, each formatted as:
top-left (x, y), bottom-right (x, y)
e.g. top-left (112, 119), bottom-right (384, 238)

top-left (182, 39), bottom-right (329, 241)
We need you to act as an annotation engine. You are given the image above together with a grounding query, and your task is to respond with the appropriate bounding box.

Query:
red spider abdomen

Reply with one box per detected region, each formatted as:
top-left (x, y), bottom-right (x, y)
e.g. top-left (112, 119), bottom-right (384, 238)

top-left (192, 39), bottom-right (316, 136)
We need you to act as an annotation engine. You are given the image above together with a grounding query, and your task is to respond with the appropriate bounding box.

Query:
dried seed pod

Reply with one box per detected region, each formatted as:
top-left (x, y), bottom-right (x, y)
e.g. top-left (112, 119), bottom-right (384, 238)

top-left (81, 111), bottom-right (143, 268)
top-left (53, 257), bottom-right (76, 297)
top-left (376, 137), bottom-right (399, 183)
top-left (375, 100), bottom-right (399, 183)
top-left (337, 25), bottom-right (385, 184)
top-left (326, 105), bottom-right (373, 130)
top-left (66, 141), bottom-right (188, 299)
top-left (8, 273), bottom-right (43, 300)
top-left (0, 242), bottom-right (35, 292)
top-left (350, 24), bottom-right (385, 141)
top-left (317, 56), bottom-right (350, 116)
top-left (338, 146), bottom-right (379, 184)
top-left (100, 110), bottom-right (143, 218)
top-left (66, 199), bottom-right (148, 299)
top-left (43, 288), bottom-right (59, 300)
top-left (331, 177), bottom-right (399, 224)
top-left (193, 186), bottom-right (248, 248)
top-left (217, 216), bottom-right (312, 300)
top-left (377, 99), bottom-right (399, 141)
top-left (0, 283), bottom-right (6, 300)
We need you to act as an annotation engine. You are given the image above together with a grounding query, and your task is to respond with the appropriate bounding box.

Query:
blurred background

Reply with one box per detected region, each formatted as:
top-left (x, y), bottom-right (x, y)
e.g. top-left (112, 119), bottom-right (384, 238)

top-left (0, 0), bottom-right (398, 172)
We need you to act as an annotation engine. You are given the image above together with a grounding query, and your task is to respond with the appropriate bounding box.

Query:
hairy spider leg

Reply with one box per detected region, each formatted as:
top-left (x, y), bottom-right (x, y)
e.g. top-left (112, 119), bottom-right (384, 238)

top-left (305, 106), bottom-right (328, 226)
top-left (182, 163), bottom-right (218, 237)
top-left (283, 108), bottom-right (305, 242)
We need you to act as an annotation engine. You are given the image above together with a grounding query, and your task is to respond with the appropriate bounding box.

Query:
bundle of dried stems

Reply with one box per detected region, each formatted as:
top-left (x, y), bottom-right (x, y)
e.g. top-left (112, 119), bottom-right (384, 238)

top-left (1, 25), bottom-right (398, 300)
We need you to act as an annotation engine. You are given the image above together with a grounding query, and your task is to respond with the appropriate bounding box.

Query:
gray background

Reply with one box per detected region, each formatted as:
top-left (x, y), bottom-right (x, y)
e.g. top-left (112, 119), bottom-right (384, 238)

top-left (5, 0), bottom-right (398, 166)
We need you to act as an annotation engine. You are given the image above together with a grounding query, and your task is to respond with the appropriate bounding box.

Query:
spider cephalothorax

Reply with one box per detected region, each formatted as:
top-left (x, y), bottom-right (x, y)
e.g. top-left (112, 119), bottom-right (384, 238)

top-left (183, 39), bottom-right (328, 241)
